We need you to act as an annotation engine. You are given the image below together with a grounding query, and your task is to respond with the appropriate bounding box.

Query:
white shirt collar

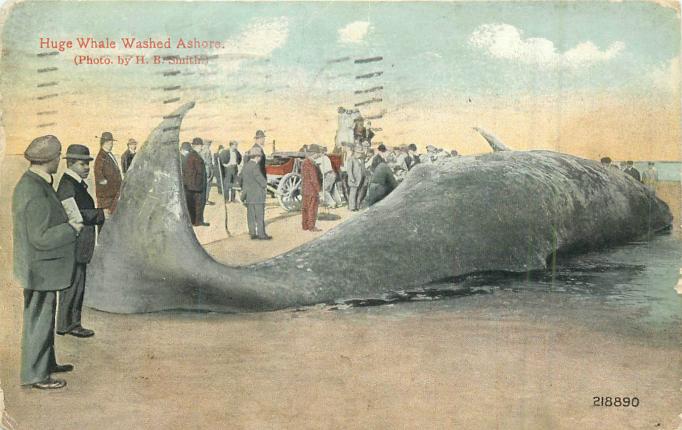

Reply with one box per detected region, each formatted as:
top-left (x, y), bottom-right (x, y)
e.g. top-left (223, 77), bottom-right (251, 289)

top-left (64, 168), bottom-right (84, 183)
top-left (29, 167), bottom-right (53, 184)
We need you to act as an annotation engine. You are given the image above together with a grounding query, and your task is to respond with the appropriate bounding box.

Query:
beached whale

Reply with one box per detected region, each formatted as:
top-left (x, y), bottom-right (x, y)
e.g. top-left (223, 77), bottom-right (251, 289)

top-left (85, 102), bottom-right (673, 313)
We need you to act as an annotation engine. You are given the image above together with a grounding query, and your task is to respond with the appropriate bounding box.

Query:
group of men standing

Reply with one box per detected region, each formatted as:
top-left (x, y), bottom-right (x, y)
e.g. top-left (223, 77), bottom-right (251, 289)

top-left (12, 131), bottom-right (139, 390)
top-left (299, 141), bottom-right (404, 231)
top-left (179, 130), bottom-right (271, 239)
top-left (600, 157), bottom-right (659, 190)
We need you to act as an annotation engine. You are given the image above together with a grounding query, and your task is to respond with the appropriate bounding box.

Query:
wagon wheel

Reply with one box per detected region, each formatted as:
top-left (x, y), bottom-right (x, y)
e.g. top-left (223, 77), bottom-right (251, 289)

top-left (277, 172), bottom-right (302, 211)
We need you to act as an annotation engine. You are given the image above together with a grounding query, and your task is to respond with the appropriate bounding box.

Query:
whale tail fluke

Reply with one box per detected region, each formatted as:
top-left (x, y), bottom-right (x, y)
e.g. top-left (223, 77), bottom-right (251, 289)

top-left (474, 127), bottom-right (511, 152)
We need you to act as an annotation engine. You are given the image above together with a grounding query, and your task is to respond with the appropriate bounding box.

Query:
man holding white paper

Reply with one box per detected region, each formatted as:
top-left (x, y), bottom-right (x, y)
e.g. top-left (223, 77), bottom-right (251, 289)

top-left (12, 135), bottom-right (82, 389)
top-left (56, 144), bottom-right (105, 338)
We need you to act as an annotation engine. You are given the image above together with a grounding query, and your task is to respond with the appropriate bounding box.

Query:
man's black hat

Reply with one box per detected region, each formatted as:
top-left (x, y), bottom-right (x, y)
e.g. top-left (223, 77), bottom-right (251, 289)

top-left (99, 132), bottom-right (116, 145)
top-left (64, 144), bottom-right (94, 161)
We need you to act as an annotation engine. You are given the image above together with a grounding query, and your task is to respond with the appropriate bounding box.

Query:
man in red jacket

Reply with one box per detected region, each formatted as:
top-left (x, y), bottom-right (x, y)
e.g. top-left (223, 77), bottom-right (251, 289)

top-left (301, 151), bottom-right (322, 231)
top-left (93, 131), bottom-right (122, 215)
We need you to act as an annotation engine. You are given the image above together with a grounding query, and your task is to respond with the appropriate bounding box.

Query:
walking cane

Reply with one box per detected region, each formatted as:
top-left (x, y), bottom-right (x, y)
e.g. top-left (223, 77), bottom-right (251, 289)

top-left (216, 156), bottom-right (231, 237)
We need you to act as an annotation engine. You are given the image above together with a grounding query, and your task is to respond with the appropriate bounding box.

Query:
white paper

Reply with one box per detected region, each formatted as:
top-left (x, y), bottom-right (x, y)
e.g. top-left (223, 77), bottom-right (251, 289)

top-left (61, 197), bottom-right (83, 224)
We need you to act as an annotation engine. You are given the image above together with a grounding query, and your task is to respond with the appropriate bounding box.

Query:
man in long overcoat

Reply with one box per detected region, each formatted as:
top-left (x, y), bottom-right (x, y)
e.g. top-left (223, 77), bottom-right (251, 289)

top-left (12, 135), bottom-right (83, 389)
top-left (56, 145), bottom-right (105, 338)
top-left (94, 131), bottom-right (122, 215)
top-left (241, 148), bottom-right (271, 240)
top-left (182, 141), bottom-right (209, 226)
top-left (245, 130), bottom-right (267, 178)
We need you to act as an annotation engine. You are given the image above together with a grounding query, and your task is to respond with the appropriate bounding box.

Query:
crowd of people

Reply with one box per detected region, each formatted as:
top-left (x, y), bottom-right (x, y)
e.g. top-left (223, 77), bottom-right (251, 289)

top-left (11, 127), bottom-right (666, 391)
top-left (600, 157), bottom-right (659, 190)
top-left (178, 130), bottom-right (272, 239)
top-left (176, 118), bottom-right (462, 235)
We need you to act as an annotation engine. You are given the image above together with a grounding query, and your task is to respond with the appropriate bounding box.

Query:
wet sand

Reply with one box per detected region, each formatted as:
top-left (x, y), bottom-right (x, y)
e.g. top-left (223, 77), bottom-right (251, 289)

top-left (0, 156), bottom-right (681, 429)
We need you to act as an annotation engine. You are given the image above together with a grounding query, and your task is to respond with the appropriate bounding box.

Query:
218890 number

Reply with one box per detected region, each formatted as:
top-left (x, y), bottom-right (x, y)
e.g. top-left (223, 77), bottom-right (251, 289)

top-left (593, 396), bottom-right (639, 407)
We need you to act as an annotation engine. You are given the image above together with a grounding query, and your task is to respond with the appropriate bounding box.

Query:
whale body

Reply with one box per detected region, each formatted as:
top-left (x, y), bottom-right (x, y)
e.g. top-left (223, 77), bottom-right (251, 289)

top-left (85, 103), bottom-right (673, 313)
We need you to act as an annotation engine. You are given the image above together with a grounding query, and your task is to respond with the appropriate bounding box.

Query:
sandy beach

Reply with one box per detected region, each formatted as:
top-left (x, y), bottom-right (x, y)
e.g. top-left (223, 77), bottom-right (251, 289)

top-left (0, 155), bottom-right (680, 429)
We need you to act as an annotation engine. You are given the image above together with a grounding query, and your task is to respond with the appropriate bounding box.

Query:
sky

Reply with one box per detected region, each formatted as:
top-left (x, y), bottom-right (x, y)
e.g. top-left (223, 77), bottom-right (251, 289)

top-left (0, 1), bottom-right (680, 159)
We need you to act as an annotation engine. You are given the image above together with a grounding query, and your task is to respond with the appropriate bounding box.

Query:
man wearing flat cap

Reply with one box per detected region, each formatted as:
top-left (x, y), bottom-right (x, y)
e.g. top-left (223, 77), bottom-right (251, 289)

top-left (94, 132), bottom-right (123, 215)
top-left (241, 147), bottom-right (271, 239)
top-left (56, 145), bottom-right (105, 338)
top-left (120, 138), bottom-right (138, 175)
top-left (12, 135), bottom-right (83, 389)
top-left (182, 139), bottom-right (209, 227)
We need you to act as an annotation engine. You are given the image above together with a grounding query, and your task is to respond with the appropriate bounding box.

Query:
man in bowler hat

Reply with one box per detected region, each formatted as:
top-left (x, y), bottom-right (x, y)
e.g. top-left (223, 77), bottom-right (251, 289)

top-left (246, 130), bottom-right (267, 178)
top-left (12, 135), bottom-right (83, 389)
top-left (241, 147), bottom-right (271, 239)
top-left (94, 131), bottom-right (123, 215)
top-left (181, 141), bottom-right (209, 226)
top-left (56, 145), bottom-right (105, 338)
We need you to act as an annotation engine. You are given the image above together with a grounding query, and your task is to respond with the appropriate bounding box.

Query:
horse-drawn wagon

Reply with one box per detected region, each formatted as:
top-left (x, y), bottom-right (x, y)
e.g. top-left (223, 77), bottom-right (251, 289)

top-left (265, 151), bottom-right (343, 211)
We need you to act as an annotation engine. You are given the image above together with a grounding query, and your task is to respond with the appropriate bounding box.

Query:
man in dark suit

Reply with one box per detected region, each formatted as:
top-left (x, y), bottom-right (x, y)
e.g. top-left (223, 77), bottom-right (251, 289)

top-left (94, 131), bottom-right (122, 215)
top-left (56, 145), bottom-right (105, 338)
top-left (181, 141), bottom-right (209, 226)
top-left (120, 138), bottom-right (137, 174)
top-left (219, 140), bottom-right (242, 202)
top-left (624, 161), bottom-right (642, 182)
top-left (241, 148), bottom-right (271, 240)
top-left (245, 130), bottom-right (267, 178)
top-left (12, 135), bottom-right (82, 389)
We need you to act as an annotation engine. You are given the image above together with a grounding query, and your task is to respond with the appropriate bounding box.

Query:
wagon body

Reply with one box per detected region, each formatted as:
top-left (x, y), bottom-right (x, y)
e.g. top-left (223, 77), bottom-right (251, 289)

top-left (265, 152), bottom-right (343, 211)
